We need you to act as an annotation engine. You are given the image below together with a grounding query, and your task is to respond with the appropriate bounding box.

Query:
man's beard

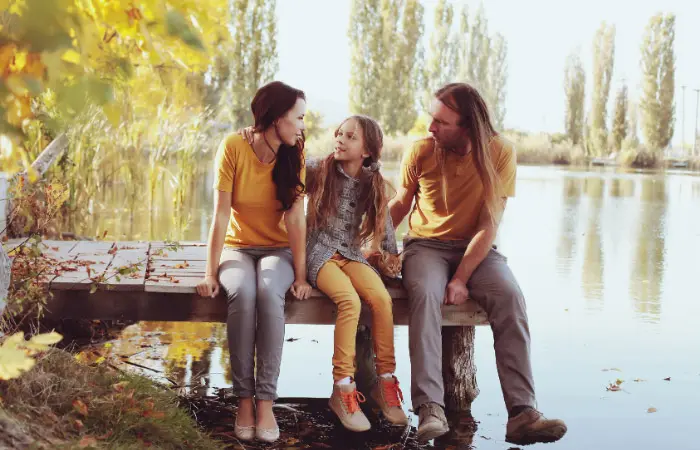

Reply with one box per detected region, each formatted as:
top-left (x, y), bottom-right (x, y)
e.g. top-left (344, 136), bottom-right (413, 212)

top-left (436, 135), bottom-right (469, 155)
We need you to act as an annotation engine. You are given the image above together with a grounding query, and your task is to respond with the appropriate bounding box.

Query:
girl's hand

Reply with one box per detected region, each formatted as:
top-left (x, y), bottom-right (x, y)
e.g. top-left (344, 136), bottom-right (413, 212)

top-left (290, 279), bottom-right (312, 300)
top-left (196, 275), bottom-right (220, 298)
top-left (236, 126), bottom-right (255, 144)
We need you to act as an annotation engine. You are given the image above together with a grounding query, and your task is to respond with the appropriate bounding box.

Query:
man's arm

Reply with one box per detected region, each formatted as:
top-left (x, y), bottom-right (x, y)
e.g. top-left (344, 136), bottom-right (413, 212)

top-left (388, 185), bottom-right (416, 230)
top-left (452, 198), bottom-right (506, 284)
top-left (444, 198), bottom-right (507, 305)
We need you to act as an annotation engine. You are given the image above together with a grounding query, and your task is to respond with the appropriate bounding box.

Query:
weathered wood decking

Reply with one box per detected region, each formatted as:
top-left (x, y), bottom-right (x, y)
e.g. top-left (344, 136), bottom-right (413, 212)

top-left (3, 239), bottom-right (488, 326)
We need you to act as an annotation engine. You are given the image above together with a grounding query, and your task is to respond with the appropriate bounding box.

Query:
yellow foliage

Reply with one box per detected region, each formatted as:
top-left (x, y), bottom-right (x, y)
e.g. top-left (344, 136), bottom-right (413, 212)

top-left (0, 331), bottom-right (63, 380)
top-left (1, 0), bottom-right (231, 174)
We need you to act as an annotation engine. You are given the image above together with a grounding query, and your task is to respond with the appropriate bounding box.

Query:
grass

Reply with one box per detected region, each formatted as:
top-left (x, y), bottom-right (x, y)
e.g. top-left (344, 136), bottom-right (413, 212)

top-left (0, 348), bottom-right (224, 449)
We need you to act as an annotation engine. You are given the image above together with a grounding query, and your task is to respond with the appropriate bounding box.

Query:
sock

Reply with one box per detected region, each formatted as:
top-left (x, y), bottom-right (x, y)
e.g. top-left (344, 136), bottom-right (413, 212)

top-left (380, 373), bottom-right (394, 380)
top-left (336, 376), bottom-right (352, 385)
top-left (509, 405), bottom-right (532, 418)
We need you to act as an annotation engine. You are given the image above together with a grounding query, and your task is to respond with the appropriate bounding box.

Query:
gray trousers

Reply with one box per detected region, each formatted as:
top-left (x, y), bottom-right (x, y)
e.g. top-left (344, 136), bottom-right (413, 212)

top-left (402, 239), bottom-right (537, 412)
top-left (218, 247), bottom-right (294, 400)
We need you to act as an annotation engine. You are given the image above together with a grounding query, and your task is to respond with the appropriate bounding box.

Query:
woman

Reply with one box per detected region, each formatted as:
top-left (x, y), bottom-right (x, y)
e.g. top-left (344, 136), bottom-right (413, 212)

top-left (196, 81), bottom-right (312, 443)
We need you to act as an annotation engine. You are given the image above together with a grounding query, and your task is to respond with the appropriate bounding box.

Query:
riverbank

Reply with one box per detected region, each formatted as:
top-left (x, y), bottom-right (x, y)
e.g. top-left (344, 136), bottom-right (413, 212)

top-left (0, 348), bottom-right (223, 449)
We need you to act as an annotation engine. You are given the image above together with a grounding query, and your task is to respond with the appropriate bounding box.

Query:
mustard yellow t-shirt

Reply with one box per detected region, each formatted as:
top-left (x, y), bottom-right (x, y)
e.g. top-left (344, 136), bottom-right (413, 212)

top-left (400, 135), bottom-right (516, 241)
top-left (213, 133), bottom-right (306, 248)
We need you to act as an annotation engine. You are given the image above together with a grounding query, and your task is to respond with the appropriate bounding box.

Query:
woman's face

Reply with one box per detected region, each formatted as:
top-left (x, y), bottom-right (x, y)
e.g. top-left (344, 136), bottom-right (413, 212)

top-left (276, 97), bottom-right (307, 146)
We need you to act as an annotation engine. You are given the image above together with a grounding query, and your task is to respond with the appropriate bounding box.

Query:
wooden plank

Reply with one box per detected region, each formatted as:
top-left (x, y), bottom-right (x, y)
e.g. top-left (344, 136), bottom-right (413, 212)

top-left (50, 254), bottom-right (113, 290)
top-left (113, 241), bottom-right (150, 251)
top-left (150, 246), bottom-right (207, 261)
top-left (70, 240), bottom-right (115, 255)
top-left (39, 240), bottom-right (79, 258)
top-left (43, 289), bottom-right (488, 326)
top-left (1, 238), bottom-right (27, 252)
top-left (150, 241), bottom-right (207, 248)
top-left (99, 246), bottom-right (150, 291)
top-left (30, 239), bottom-right (488, 326)
top-left (144, 276), bottom-right (200, 292)
top-left (147, 260), bottom-right (206, 278)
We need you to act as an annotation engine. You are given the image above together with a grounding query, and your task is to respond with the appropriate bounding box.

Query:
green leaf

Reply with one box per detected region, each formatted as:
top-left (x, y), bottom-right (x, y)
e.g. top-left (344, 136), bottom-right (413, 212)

top-left (165, 10), bottom-right (204, 51)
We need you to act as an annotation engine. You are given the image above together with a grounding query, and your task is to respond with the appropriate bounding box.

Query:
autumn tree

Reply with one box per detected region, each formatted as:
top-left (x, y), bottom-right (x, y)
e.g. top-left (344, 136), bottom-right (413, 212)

top-left (640, 13), bottom-right (675, 151)
top-left (349, 0), bottom-right (424, 135)
top-left (564, 50), bottom-right (586, 146)
top-left (220, 0), bottom-right (278, 127)
top-left (590, 22), bottom-right (616, 156)
top-left (611, 83), bottom-right (628, 152)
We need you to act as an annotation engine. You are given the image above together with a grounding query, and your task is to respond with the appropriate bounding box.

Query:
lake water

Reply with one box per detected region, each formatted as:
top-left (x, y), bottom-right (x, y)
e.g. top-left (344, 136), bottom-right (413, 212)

top-left (86, 165), bottom-right (700, 449)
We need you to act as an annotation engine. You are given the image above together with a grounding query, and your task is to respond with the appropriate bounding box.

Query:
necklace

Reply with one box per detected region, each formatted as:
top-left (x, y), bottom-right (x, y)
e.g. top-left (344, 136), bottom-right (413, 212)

top-left (262, 133), bottom-right (278, 162)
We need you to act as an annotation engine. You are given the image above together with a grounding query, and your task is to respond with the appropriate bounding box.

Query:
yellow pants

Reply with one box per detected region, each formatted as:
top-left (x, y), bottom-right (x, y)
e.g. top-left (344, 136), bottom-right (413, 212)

top-left (316, 254), bottom-right (396, 381)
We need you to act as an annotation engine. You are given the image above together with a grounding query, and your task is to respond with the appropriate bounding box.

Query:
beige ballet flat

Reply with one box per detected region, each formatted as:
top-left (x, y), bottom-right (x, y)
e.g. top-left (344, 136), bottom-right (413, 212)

top-left (234, 419), bottom-right (255, 441)
top-left (255, 426), bottom-right (280, 442)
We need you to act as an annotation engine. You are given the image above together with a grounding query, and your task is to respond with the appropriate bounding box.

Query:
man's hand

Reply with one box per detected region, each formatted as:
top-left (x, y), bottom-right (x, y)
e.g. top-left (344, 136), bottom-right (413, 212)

top-left (444, 278), bottom-right (469, 305)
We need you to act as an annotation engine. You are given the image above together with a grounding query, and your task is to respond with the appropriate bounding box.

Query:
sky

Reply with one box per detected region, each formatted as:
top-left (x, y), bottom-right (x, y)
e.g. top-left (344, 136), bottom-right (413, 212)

top-left (274, 0), bottom-right (700, 147)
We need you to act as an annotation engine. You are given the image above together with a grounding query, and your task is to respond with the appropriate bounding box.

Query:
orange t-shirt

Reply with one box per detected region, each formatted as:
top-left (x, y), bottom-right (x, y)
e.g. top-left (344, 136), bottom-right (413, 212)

top-left (213, 133), bottom-right (306, 248)
top-left (399, 135), bottom-right (516, 241)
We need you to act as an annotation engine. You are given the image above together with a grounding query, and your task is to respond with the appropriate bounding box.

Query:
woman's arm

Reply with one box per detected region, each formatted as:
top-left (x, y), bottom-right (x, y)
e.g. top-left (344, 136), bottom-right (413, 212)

top-left (284, 195), bottom-right (312, 300)
top-left (197, 190), bottom-right (231, 298)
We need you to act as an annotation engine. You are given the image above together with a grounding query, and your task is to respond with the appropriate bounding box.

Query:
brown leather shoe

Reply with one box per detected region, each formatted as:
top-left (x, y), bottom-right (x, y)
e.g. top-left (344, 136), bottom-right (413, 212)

top-left (370, 376), bottom-right (409, 426)
top-left (416, 402), bottom-right (449, 442)
top-left (506, 408), bottom-right (567, 445)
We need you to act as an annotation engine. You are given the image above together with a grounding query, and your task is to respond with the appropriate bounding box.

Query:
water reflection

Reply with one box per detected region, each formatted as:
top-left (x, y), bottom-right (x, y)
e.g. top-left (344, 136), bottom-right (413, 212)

top-left (608, 178), bottom-right (635, 198)
top-left (556, 177), bottom-right (581, 275)
top-left (629, 178), bottom-right (667, 322)
top-left (581, 177), bottom-right (605, 307)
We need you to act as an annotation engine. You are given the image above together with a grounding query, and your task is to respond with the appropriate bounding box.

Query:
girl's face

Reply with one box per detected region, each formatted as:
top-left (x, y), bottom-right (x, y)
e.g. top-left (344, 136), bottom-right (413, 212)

top-left (334, 118), bottom-right (369, 163)
top-left (276, 98), bottom-right (306, 146)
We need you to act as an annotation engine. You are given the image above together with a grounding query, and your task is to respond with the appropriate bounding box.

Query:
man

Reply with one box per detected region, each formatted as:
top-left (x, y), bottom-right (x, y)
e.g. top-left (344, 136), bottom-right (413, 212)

top-left (389, 83), bottom-right (567, 445)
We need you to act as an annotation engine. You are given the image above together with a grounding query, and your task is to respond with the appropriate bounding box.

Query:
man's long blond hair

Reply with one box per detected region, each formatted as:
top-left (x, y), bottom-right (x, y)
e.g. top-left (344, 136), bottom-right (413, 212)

top-left (435, 83), bottom-right (503, 223)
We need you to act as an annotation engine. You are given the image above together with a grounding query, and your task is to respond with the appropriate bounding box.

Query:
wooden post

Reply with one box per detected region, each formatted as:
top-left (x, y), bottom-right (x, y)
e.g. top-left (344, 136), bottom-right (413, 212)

top-left (355, 323), bottom-right (479, 414)
top-left (354, 324), bottom-right (377, 395)
top-left (442, 325), bottom-right (479, 413)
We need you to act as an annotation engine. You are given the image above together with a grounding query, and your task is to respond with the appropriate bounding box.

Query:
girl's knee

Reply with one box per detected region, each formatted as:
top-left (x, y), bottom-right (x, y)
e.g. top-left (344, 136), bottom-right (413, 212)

top-left (336, 294), bottom-right (362, 317)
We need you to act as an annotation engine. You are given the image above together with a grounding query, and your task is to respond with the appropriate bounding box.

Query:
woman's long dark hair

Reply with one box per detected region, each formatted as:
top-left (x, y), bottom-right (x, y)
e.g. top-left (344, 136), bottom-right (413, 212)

top-left (250, 81), bottom-right (306, 211)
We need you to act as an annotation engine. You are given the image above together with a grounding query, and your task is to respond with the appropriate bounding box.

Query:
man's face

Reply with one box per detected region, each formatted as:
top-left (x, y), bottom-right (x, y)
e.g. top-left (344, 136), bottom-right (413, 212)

top-left (427, 98), bottom-right (468, 151)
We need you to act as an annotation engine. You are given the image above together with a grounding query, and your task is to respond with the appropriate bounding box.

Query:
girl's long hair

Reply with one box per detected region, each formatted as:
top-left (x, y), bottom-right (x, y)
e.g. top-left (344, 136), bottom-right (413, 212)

top-left (306, 115), bottom-right (390, 248)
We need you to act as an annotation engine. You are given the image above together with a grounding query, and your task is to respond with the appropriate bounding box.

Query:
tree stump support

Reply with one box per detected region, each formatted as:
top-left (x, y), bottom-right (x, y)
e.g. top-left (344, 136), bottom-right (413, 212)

top-left (354, 324), bottom-right (478, 412)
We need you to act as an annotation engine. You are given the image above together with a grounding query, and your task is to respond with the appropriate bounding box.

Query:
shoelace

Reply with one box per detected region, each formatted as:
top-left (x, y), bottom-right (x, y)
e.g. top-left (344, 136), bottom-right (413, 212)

top-left (382, 379), bottom-right (404, 407)
top-left (340, 389), bottom-right (366, 414)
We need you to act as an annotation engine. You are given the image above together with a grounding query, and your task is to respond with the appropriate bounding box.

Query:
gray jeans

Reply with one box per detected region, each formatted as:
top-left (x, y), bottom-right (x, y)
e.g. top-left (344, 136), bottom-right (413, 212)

top-left (218, 247), bottom-right (294, 400)
top-left (402, 239), bottom-right (536, 412)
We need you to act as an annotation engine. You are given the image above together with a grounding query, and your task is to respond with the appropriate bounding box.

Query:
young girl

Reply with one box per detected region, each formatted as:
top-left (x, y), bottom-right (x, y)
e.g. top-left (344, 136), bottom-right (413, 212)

top-left (305, 115), bottom-right (407, 432)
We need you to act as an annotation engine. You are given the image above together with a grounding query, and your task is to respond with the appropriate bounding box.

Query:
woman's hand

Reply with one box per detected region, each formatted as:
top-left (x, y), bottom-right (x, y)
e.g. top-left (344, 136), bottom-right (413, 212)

top-left (196, 275), bottom-right (220, 298)
top-left (290, 278), bottom-right (312, 300)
